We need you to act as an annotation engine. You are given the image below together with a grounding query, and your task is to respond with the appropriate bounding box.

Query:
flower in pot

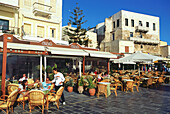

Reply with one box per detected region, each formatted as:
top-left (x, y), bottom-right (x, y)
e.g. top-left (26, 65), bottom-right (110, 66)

top-left (78, 77), bottom-right (84, 94)
top-left (65, 79), bottom-right (74, 92)
top-left (87, 76), bottom-right (96, 96)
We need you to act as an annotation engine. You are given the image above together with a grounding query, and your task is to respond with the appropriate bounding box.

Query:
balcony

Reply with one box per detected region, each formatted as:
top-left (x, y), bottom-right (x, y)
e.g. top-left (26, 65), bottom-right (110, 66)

top-left (0, 0), bottom-right (19, 8)
top-left (33, 2), bottom-right (52, 18)
top-left (129, 37), bottom-right (159, 44)
top-left (136, 26), bottom-right (149, 33)
top-left (0, 25), bottom-right (20, 35)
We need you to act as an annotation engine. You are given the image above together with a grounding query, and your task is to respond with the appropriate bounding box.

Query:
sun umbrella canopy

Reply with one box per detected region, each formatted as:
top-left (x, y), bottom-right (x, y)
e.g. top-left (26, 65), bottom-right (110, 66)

top-left (114, 51), bottom-right (163, 63)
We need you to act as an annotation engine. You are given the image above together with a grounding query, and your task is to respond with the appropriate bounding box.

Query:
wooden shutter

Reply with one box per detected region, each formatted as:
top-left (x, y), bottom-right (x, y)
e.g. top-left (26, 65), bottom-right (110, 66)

top-left (37, 26), bottom-right (44, 38)
top-left (24, 23), bottom-right (31, 35)
top-left (50, 0), bottom-right (56, 12)
top-left (24, 0), bottom-right (31, 6)
top-left (125, 46), bottom-right (129, 53)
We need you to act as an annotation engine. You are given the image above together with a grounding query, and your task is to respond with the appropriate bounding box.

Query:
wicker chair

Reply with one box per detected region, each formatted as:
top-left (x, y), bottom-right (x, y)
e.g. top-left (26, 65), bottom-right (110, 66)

top-left (0, 90), bottom-right (19, 114)
top-left (125, 81), bottom-right (134, 92)
top-left (17, 92), bottom-right (28, 110)
top-left (46, 86), bottom-right (64, 110)
top-left (113, 79), bottom-right (123, 91)
top-left (110, 83), bottom-right (117, 96)
top-left (97, 84), bottom-right (108, 98)
top-left (28, 90), bottom-right (46, 114)
top-left (7, 84), bottom-right (19, 95)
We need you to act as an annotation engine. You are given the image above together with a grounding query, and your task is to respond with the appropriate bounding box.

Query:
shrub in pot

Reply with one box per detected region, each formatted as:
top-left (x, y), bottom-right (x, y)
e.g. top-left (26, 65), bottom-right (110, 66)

top-left (65, 79), bottom-right (74, 92)
top-left (78, 76), bottom-right (84, 94)
top-left (87, 76), bottom-right (96, 96)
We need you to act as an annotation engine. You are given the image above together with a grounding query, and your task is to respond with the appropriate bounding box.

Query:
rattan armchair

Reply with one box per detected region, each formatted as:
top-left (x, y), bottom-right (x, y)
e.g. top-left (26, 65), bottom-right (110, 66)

top-left (97, 84), bottom-right (108, 98)
top-left (0, 90), bottom-right (19, 114)
top-left (28, 90), bottom-right (46, 114)
top-left (7, 83), bottom-right (19, 95)
top-left (17, 91), bottom-right (28, 110)
top-left (46, 86), bottom-right (64, 110)
top-left (125, 81), bottom-right (134, 92)
top-left (110, 83), bottom-right (117, 96)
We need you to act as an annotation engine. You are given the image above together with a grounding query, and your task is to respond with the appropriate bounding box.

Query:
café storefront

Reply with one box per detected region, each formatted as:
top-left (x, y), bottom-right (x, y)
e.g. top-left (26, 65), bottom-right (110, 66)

top-left (0, 34), bottom-right (117, 95)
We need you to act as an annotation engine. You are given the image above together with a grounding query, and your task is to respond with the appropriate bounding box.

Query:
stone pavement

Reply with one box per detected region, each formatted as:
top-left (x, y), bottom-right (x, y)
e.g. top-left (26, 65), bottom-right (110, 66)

top-left (1, 84), bottom-right (170, 114)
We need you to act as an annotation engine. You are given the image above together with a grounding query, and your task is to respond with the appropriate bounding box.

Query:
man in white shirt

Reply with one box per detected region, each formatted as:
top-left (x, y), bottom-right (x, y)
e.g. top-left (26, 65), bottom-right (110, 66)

top-left (19, 74), bottom-right (27, 82)
top-left (52, 68), bottom-right (65, 105)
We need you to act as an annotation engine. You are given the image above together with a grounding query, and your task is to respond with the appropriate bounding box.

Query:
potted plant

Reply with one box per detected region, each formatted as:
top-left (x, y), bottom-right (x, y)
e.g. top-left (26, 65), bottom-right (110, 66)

top-left (87, 76), bottom-right (96, 96)
top-left (65, 79), bottom-right (74, 92)
top-left (78, 76), bottom-right (84, 94)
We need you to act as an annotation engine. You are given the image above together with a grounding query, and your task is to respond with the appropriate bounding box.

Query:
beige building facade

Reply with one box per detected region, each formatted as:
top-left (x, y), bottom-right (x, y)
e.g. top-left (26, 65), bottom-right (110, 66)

top-left (95, 10), bottom-right (162, 55)
top-left (0, 0), bottom-right (66, 44)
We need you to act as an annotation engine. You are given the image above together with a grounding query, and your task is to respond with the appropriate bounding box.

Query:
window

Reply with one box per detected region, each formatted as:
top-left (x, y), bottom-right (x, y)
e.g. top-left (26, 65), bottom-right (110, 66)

top-left (131, 19), bottom-right (134, 27)
top-left (125, 18), bottom-right (128, 26)
top-left (112, 33), bottom-right (115, 40)
top-left (125, 46), bottom-right (129, 53)
top-left (117, 19), bottom-right (119, 27)
top-left (153, 23), bottom-right (156, 31)
top-left (146, 22), bottom-right (149, 27)
top-left (0, 19), bottom-right (9, 30)
top-left (24, 23), bottom-right (31, 35)
top-left (37, 26), bottom-right (44, 38)
top-left (24, 0), bottom-right (31, 6)
top-left (113, 21), bottom-right (115, 28)
top-left (50, 28), bottom-right (56, 38)
top-left (139, 32), bottom-right (142, 38)
top-left (130, 32), bottom-right (133, 37)
top-left (50, 0), bottom-right (56, 12)
top-left (139, 21), bottom-right (142, 26)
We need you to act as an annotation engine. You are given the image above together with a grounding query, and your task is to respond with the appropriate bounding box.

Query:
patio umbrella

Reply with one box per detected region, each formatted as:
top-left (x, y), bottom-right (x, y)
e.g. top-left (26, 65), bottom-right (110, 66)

top-left (113, 51), bottom-right (163, 75)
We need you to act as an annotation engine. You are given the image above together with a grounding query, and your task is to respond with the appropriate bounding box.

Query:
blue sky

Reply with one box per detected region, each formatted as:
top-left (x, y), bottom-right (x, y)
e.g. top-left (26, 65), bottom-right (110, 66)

top-left (63, 0), bottom-right (170, 45)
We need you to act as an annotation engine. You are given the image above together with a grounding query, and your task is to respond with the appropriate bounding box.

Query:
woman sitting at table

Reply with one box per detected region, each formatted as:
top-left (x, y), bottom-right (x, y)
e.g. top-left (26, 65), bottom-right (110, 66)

top-left (98, 72), bottom-right (104, 82)
top-left (41, 77), bottom-right (52, 90)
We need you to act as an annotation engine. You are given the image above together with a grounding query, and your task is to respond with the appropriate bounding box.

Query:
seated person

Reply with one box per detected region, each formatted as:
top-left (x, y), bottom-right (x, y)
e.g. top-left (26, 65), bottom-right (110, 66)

top-left (98, 72), bottom-right (104, 82)
top-left (18, 80), bottom-right (29, 98)
top-left (19, 74), bottom-right (27, 82)
top-left (103, 72), bottom-right (109, 78)
top-left (41, 78), bottom-right (52, 90)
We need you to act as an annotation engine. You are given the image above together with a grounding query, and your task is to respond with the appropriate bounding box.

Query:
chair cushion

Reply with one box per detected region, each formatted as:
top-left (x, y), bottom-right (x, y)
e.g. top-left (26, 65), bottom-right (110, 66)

top-left (0, 101), bottom-right (7, 108)
top-left (17, 97), bottom-right (28, 101)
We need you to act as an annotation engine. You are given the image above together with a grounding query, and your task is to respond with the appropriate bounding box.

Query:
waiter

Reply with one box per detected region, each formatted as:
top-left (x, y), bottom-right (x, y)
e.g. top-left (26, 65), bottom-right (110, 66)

top-left (52, 68), bottom-right (66, 105)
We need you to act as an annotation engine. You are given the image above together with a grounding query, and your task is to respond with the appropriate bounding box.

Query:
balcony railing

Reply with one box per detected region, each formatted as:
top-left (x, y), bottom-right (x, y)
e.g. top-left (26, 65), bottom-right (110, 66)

top-left (136, 26), bottom-right (149, 33)
top-left (129, 37), bottom-right (159, 44)
top-left (33, 2), bottom-right (52, 17)
top-left (0, 25), bottom-right (20, 35)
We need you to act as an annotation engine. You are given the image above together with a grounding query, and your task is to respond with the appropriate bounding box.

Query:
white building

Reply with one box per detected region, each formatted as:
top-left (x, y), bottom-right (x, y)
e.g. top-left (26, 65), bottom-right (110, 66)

top-left (94, 10), bottom-right (162, 55)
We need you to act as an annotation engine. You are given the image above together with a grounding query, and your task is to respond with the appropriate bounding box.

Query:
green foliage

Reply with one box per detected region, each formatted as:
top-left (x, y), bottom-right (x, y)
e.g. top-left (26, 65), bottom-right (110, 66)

top-left (78, 76), bottom-right (84, 86)
top-left (52, 64), bottom-right (57, 70)
top-left (65, 79), bottom-right (74, 87)
top-left (46, 65), bottom-right (52, 73)
top-left (64, 3), bottom-right (89, 46)
top-left (49, 73), bottom-right (54, 80)
top-left (87, 76), bottom-right (95, 89)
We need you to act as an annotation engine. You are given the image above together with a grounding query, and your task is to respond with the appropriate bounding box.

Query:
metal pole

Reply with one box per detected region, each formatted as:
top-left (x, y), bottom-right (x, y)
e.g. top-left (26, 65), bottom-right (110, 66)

top-left (40, 55), bottom-right (42, 82)
top-left (83, 56), bottom-right (85, 75)
top-left (79, 60), bottom-right (82, 77)
top-left (44, 56), bottom-right (47, 82)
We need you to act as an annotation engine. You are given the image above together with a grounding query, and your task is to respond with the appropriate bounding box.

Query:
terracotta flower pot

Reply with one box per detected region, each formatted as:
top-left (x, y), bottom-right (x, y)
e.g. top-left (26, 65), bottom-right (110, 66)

top-left (89, 88), bottom-right (96, 96)
top-left (67, 86), bottom-right (73, 92)
top-left (78, 86), bottom-right (84, 94)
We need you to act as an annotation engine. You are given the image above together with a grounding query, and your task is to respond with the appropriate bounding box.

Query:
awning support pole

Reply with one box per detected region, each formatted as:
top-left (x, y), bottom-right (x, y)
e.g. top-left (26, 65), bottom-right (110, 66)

top-left (40, 55), bottom-right (43, 82)
top-left (83, 56), bottom-right (85, 75)
top-left (44, 56), bottom-right (47, 82)
top-left (107, 59), bottom-right (110, 74)
top-left (1, 34), bottom-right (10, 97)
top-left (79, 59), bottom-right (82, 77)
